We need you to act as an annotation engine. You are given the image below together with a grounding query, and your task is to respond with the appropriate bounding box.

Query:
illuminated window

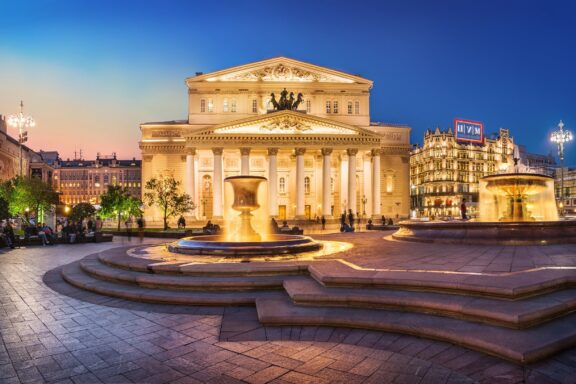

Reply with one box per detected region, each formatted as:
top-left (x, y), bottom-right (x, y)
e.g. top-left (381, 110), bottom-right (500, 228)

top-left (326, 101), bottom-right (331, 114)
top-left (279, 177), bottom-right (285, 193)
top-left (333, 101), bottom-right (338, 114)
top-left (252, 99), bottom-right (257, 113)
top-left (207, 98), bottom-right (214, 112)
top-left (347, 101), bottom-right (352, 114)
top-left (355, 101), bottom-right (360, 115)
top-left (306, 100), bottom-right (311, 113)
top-left (304, 177), bottom-right (310, 194)
top-left (200, 99), bottom-right (206, 113)
top-left (386, 174), bottom-right (394, 193)
top-left (223, 98), bottom-right (229, 112)
top-left (231, 98), bottom-right (237, 112)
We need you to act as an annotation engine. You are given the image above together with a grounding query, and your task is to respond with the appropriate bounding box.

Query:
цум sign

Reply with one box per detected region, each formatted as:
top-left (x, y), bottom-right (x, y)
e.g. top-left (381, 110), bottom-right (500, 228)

top-left (454, 119), bottom-right (484, 143)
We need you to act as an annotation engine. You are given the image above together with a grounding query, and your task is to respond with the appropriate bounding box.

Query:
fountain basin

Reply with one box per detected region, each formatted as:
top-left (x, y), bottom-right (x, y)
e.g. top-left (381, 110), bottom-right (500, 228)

top-left (168, 234), bottom-right (323, 257)
top-left (393, 220), bottom-right (576, 245)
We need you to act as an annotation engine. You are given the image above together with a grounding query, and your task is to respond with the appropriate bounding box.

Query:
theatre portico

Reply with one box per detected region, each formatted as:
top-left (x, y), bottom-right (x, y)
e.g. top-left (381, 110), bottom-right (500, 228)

top-left (140, 57), bottom-right (411, 226)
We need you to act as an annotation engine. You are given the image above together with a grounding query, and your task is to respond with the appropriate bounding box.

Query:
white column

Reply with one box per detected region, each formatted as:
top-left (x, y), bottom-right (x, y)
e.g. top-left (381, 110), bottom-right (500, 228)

top-left (372, 149), bottom-right (381, 218)
top-left (295, 148), bottom-right (306, 219)
top-left (268, 148), bottom-right (278, 217)
top-left (321, 148), bottom-right (332, 218)
top-left (363, 152), bottom-right (372, 217)
top-left (185, 147), bottom-right (196, 219)
top-left (347, 148), bottom-right (358, 215)
top-left (212, 148), bottom-right (223, 219)
top-left (240, 147), bottom-right (250, 175)
top-left (340, 153), bottom-right (348, 213)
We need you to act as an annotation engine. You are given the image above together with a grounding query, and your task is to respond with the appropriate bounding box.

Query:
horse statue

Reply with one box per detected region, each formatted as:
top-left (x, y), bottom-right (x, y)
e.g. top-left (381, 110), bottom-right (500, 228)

top-left (286, 92), bottom-right (295, 110)
top-left (292, 93), bottom-right (304, 110)
top-left (270, 93), bottom-right (279, 110)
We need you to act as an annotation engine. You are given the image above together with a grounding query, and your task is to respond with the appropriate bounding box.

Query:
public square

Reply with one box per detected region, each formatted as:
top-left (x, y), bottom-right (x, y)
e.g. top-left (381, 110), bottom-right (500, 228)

top-left (1, 232), bottom-right (576, 384)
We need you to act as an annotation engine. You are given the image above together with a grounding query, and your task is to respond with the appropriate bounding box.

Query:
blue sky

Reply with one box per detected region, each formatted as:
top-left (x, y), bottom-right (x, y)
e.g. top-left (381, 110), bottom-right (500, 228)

top-left (1, 0), bottom-right (575, 163)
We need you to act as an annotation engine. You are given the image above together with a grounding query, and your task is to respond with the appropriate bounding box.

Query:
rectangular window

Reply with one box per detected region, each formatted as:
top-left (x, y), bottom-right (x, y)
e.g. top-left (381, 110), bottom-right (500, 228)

top-left (306, 100), bottom-right (311, 113)
top-left (223, 98), bottom-right (229, 112)
top-left (207, 98), bottom-right (214, 112)
top-left (333, 101), bottom-right (339, 114)
top-left (200, 99), bottom-right (206, 113)
top-left (252, 99), bottom-right (257, 113)
top-left (355, 101), bottom-right (360, 115)
top-left (231, 98), bottom-right (237, 112)
top-left (326, 101), bottom-right (331, 114)
top-left (347, 101), bottom-right (352, 114)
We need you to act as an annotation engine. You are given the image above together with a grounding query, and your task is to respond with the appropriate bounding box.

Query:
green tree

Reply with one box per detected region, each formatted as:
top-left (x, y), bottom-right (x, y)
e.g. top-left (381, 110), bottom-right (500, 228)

top-left (0, 177), bottom-right (58, 223)
top-left (69, 202), bottom-right (96, 222)
top-left (144, 175), bottom-right (195, 230)
top-left (99, 185), bottom-right (142, 230)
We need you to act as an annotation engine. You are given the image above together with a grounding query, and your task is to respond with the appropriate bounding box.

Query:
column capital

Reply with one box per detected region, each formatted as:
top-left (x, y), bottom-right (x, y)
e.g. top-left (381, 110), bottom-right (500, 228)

top-left (347, 148), bottom-right (358, 156)
top-left (295, 148), bottom-right (306, 156)
top-left (268, 147), bottom-right (279, 156)
top-left (186, 147), bottom-right (196, 156)
top-left (321, 148), bottom-right (333, 156)
top-left (371, 148), bottom-right (381, 157)
top-left (212, 147), bottom-right (223, 155)
top-left (240, 147), bottom-right (251, 156)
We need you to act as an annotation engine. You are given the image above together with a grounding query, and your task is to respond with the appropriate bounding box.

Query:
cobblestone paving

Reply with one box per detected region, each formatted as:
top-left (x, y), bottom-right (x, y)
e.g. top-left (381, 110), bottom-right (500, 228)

top-left (1, 238), bottom-right (575, 383)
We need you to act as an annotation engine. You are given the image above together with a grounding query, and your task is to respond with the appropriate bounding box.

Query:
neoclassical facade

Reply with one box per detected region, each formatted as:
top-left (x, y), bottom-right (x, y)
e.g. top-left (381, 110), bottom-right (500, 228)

top-left (140, 57), bottom-right (411, 224)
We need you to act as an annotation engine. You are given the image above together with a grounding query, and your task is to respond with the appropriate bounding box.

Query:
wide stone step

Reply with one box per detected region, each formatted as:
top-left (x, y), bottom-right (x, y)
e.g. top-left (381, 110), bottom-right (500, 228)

top-left (309, 260), bottom-right (576, 298)
top-left (255, 297), bottom-right (576, 364)
top-left (283, 277), bottom-right (576, 329)
top-left (80, 255), bottom-right (298, 291)
top-left (62, 261), bottom-right (285, 306)
top-left (98, 248), bottom-right (310, 276)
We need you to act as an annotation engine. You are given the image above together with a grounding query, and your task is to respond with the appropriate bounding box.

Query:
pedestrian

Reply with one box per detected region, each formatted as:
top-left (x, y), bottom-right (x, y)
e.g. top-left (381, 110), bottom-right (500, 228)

top-left (137, 216), bottom-right (145, 242)
top-left (178, 215), bottom-right (186, 229)
top-left (460, 199), bottom-right (467, 220)
top-left (125, 217), bottom-right (133, 241)
top-left (321, 215), bottom-right (326, 230)
top-left (3, 221), bottom-right (15, 249)
top-left (348, 209), bottom-right (355, 230)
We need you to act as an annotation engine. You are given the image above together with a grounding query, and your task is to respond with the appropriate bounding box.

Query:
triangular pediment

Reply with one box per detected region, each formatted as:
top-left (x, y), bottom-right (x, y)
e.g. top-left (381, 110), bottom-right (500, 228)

top-left (187, 57), bottom-right (372, 85)
top-left (190, 111), bottom-right (379, 137)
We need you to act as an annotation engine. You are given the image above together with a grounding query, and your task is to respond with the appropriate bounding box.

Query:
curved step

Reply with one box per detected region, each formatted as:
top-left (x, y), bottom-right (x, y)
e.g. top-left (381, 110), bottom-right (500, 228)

top-left (310, 260), bottom-right (576, 299)
top-left (256, 297), bottom-right (576, 364)
top-left (284, 278), bottom-right (576, 329)
top-left (98, 249), bottom-right (310, 276)
top-left (62, 261), bottom-right (285, 306)
top-left (80, 255), bottom-right (298, 291)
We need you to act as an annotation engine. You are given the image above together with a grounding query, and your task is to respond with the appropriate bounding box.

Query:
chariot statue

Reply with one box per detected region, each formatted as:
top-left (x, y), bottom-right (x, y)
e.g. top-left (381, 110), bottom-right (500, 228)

top-left (269, 89), bottom-right (304, 111)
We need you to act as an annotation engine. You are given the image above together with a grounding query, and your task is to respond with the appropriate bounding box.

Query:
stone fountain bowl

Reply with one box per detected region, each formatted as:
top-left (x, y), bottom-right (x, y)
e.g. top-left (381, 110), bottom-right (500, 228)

top-left (168, 234), bottom-right (323, 257)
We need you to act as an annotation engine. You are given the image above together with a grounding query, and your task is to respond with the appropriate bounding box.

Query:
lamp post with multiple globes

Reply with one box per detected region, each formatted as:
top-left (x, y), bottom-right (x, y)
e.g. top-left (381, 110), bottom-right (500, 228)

top-left (551, 120), bottom-right (573, 217)
top-left (7, 101), bottom-right (35, 177)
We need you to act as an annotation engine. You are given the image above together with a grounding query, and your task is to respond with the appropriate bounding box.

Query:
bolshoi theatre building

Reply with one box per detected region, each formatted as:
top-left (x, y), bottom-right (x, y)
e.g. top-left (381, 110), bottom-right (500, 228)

top-left (140, 57), bottom-right (411, 224)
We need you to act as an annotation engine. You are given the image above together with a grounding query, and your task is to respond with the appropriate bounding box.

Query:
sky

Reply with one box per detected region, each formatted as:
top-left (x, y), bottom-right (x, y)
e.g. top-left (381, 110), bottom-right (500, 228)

top-left (1, 0), bottom-right (575, 164)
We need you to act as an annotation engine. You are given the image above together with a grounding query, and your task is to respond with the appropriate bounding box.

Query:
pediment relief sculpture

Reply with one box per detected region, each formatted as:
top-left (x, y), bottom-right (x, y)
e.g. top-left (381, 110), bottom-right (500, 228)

top-left (210, 63), bottom-right (354, 83)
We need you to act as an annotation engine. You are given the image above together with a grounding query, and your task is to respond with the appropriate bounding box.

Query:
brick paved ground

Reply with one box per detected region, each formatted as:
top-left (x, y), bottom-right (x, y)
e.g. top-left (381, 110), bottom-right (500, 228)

top-left (1, 237), bottom-right (575, 383)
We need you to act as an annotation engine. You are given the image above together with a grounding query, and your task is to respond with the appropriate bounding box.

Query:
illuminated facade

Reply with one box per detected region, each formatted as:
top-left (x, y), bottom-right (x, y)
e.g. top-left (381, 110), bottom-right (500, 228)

top-left (410, 127), bottom-right (514, 218)
top-left (53, 154), bottom-right (141, 206)
top-left (140, 57), bottom-right (411, 226)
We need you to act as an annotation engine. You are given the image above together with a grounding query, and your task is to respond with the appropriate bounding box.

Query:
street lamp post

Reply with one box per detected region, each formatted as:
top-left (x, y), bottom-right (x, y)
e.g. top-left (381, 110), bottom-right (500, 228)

top-left (7, 101), bottom-right (35, 177)
top-left (361, 195), bottom-right (367, 217)
top-left (551, 120), bottom-right (573, 217)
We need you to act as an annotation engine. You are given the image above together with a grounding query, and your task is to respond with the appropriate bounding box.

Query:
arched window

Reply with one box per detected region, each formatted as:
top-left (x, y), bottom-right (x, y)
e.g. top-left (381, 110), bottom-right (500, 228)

top-left (347, 101), bottom-right (352, 114)
top-left (279, 177), bottom-right (285, 193)
top-left (304, 177), bottom-right (310, 194)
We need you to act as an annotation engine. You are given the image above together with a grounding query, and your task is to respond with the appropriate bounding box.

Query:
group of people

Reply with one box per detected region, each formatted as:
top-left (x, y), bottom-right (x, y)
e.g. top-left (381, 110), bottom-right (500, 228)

top-left (340, 209), bottom-right (356, 232)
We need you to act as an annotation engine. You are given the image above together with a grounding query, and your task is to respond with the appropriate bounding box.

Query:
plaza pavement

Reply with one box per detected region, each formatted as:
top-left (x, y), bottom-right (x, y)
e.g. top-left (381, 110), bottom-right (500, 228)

top-left (0, 234), bottom-right (575, 383)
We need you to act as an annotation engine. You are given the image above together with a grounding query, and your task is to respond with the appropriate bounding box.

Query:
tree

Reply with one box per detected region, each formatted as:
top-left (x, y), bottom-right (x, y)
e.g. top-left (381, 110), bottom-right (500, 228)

top-left (69, 202), bottom-right (96, 222)
top-left (144, 175), bottom-right (195, 230)
top-left (0, 176), bottom-right (58, 224)
top-left (99, 185), bottom-right (143, 230)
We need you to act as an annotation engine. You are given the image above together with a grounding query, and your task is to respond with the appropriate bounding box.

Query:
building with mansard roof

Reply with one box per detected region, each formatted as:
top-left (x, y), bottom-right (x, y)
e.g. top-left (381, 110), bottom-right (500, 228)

top-left (140, 57), bottom-right (411, 225)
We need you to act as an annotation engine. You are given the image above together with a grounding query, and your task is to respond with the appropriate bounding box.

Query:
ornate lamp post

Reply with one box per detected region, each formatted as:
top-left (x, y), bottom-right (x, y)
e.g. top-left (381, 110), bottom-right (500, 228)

top-left (7, 101), bottom-right (35, 177)
top-left (361, 195), bottom-right (367, 217)
top-left (200, 198), bottom-right (207, 218)
top-left (551, 120), bottom-right (573, 216)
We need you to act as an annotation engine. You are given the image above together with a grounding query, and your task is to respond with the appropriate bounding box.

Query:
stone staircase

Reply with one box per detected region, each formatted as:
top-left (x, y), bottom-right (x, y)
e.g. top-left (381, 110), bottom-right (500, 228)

top-left (60, 246), bottom-right (576, 364)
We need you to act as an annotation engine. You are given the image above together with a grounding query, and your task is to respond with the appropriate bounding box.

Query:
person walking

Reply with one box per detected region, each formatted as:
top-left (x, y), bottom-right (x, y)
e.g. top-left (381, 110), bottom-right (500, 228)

top-left (321, 216), bottom-right (326, 230)
top-left (3, 221), bottom-right (15, 249)
top-left (137, 216), bottom-right (145, 242)
top-left (460, 199), bottom-right (467, 220)
top-left (348, 209), bottom-right (355, 230)
top-left (125, 217), bottom-right (133, 241)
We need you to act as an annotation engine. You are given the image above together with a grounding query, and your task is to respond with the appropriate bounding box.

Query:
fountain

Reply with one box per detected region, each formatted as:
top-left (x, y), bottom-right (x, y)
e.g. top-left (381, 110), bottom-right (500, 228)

top-left (393, 149), bottom-right (576, 245)
top-left (169, 175), bottom-right (322, 256)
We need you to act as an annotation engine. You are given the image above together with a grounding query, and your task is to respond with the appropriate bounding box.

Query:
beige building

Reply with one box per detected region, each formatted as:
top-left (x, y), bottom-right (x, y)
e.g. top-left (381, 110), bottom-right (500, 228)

top-left (140, 57), bottom-right (411, 225)
top-left (53, 154), bottom-right (141, 206)
top-left (0, 114), bottom-right (35, 180)
top-left (410, 127), bottom-right (515, 218)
